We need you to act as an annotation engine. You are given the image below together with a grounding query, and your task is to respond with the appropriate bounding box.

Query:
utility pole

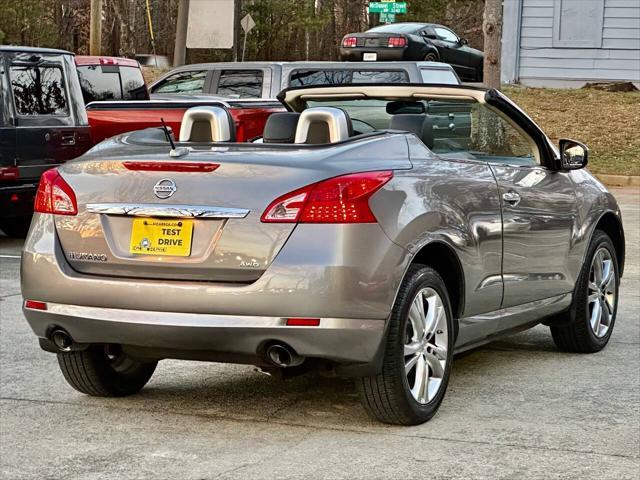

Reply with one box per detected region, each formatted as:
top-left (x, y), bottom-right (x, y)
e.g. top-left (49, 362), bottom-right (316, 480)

top-left (174, 0), bottom-right (190, 66)
top-left (89, 0), bottom-right (102, 55)
top-left (233, 0), bottom-right (242, 61)
top-left (483, 0), bottom-right (503, 89)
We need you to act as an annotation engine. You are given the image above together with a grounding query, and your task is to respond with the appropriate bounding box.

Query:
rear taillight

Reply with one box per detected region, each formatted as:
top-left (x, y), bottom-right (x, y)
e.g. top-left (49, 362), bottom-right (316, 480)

top-left (0, 166), bottom-right (19, 180)
top-left (34, 168), bottom-right (78, 216)
top-left (261, 171), bottom-right (392, 224)
top-left (388, 36), bottom-right (407, 48)
top-left (342, 36), bottom-right (357, 48)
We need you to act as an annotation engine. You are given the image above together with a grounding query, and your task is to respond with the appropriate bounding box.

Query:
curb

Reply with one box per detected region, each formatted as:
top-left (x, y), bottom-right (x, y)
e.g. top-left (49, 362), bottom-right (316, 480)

top-left (595, 174), bottom-right (640, 187)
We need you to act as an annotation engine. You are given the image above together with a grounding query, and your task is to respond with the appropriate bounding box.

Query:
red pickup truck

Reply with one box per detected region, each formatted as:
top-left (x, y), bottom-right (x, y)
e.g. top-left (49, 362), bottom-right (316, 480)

top-left (87, 99), bottom-right (283, 144)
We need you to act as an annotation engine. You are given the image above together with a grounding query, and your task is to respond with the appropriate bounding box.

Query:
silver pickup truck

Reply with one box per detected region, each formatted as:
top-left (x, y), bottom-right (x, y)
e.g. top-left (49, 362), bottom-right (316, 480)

top-left (149, 61), bottom-right (461, 99)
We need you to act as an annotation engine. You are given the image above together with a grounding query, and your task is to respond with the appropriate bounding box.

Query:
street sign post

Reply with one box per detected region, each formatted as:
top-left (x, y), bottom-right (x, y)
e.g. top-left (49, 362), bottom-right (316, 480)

top-left (240, 13), bottom-right (256, 62)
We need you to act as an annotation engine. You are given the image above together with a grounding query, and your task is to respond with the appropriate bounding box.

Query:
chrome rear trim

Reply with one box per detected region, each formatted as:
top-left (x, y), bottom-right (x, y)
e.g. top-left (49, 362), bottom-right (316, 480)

top-left (86, 203), bottom-right (250, 219)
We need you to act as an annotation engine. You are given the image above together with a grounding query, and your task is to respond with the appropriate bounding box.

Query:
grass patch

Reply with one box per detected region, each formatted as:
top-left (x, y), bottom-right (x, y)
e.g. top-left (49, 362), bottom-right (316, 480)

top-left (503, 86), bottom-right (640, 176)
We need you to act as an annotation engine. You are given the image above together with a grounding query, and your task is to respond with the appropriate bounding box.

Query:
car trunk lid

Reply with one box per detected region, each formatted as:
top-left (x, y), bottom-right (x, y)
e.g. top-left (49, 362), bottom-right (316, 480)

top-left (53, 150), bottom-right (329, 283)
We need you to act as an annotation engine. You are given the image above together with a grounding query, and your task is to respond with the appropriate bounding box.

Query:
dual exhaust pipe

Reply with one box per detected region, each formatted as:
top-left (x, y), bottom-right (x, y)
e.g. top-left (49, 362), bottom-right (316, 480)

top-left (49, 328), bottom-right (305, 369)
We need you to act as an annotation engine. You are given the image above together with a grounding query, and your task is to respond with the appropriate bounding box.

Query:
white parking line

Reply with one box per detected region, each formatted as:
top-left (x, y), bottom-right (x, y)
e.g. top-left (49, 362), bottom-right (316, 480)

top-left (0, 254), bottom-right (21, 259)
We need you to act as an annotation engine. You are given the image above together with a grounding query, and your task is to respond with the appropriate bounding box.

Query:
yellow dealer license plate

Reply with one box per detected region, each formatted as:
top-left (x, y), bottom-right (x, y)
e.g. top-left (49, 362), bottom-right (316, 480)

top-left (130, 218), bottom-right (193, 257)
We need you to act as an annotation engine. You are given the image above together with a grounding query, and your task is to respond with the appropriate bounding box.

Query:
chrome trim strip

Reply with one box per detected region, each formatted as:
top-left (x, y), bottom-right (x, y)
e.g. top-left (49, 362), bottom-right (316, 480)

top-left (38, 302), bottom-right (385, 330)
top-left (86, 203), bottom-right (250, 219)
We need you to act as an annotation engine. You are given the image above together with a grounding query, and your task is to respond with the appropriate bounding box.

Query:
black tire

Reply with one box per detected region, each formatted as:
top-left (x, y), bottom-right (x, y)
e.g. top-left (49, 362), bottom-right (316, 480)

top-left (0, 216), bottom-right (32, 238)
top-left (57, 345), bottom-right (157, 396)
top-left (357, 265), bottom-right (454, 425)
top-left (424, 52), bottom-right (439, 62)
top-left (550, 230), bottom-right (619, 353)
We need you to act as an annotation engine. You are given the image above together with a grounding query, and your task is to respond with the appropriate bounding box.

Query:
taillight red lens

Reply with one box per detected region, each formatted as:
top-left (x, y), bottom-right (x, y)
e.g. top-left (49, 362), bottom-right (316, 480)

top-left (34, 168), bottom-right (78, 216)
top-left (388, 36), bottom-right (407, 47)
top-left (261, 171), bottom-right (392, 224)
top-left (0, 166), bottom-right (19, 180)
top-left (342, 37), bottom-right (357, 48)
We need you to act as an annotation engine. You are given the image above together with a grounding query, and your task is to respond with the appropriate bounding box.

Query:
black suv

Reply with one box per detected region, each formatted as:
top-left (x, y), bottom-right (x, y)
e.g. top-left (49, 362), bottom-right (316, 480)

top-left (0, 46), bottom-right (92, 237)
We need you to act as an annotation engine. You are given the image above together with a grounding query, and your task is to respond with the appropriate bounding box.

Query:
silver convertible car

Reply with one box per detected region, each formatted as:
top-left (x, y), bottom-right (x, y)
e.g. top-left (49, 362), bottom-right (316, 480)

top-left (21, 85), bottom-right (624, 425)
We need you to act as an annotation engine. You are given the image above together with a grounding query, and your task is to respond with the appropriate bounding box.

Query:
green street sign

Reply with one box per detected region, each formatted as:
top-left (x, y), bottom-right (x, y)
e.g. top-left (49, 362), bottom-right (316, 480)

top-left (368, 2), bottom-right (407, 14)
top-left (380, 12), bottom-right (396, 23)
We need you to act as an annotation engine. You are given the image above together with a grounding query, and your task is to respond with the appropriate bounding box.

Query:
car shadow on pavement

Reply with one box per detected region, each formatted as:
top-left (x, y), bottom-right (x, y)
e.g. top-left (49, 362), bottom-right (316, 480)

top-left (113, 329), bottom-right (563, 427)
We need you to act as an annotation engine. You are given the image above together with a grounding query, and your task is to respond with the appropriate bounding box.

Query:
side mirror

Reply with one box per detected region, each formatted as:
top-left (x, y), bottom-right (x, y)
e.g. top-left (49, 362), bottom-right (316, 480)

top-left (559, 139), bottom-right (589, 170)
top-left (459, 38), bottom-right (468, 46)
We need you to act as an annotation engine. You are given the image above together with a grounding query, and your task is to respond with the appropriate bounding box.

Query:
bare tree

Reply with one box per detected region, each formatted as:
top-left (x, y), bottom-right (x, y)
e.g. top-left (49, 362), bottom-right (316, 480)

top-left (89, 0), bottom-right (102, 55)
top-left (482, 0), bottom-right (502, 89)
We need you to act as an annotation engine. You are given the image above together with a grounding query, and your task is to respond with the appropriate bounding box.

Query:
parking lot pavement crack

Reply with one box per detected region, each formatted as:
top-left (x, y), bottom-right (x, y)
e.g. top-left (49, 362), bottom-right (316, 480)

top-left (1, 396), bottom-right (638, 461)
top-left (0, 292), bottom-right (21, 300)
top-left (211, 461), bottom-right (261, 479)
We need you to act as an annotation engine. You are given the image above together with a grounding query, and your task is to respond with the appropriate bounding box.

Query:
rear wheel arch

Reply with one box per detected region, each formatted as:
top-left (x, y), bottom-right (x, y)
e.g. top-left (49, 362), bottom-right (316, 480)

top-left (592, 212), bottom-right (625, 277)
top-left (408, 241), bottom-right (465, 321)
top-left (423, 48), bottom-right (440, 61)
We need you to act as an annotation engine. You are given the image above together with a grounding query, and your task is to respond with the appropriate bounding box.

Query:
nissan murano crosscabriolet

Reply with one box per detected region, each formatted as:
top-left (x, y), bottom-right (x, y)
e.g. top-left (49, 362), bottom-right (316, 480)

top-left (21, 84), bottom-right (624, 425)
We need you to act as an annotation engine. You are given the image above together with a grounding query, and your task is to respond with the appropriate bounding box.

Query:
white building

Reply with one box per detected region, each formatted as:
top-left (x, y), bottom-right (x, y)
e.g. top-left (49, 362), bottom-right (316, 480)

top-left (501, 0), bottom-right (640, 87)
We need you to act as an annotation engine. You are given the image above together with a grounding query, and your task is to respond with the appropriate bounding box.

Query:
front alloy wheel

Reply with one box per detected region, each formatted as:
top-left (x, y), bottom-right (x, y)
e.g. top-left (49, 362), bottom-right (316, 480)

top-left (551, 230), bottom-right (619, 353)
top-left (588, 247), bottom-right (617, 338)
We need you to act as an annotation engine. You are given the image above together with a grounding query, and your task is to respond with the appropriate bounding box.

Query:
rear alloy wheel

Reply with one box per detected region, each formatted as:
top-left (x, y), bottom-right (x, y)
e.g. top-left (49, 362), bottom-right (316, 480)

top-left (550, 230), bottom-right (619, 352)
top-left (57, 345), bottom-right (157, 396)
top-left (424, 52), bottom-right (438, 62)
top-left (358, 265), bottom-right (454, 425)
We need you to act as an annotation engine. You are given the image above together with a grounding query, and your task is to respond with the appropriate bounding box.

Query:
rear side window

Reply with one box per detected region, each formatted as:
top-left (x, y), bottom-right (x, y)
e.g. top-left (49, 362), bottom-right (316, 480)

top-left (120, 66), bottom-right (148, 100)
top-left (419, 68), bottom-right (459, 85)
top-left (153, 70), bottom-right (207, 94)
top-left (10, 64), bottom-right (68, 115)
top-left (77, 65), bottom-right (121, 102)
top-left (289, 69), bottom-right (409, 87)
top-left (78, 65), bottom-right (148, 103)
top-left (216, 70), bottom-right (263, 98)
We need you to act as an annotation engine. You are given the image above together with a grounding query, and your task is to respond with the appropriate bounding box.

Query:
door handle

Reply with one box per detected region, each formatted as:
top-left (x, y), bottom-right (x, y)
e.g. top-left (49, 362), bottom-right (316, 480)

top-left (502, 190), bottom-right (521, 206)
top-left (60, 132), bottom-right (76, 146)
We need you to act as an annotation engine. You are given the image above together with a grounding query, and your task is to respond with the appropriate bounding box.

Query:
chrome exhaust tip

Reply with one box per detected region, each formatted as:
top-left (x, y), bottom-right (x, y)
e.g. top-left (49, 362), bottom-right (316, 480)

top-left (265, 343), bottom-right (304, 368)
top-left (50, 329), bottom-right (73, 352)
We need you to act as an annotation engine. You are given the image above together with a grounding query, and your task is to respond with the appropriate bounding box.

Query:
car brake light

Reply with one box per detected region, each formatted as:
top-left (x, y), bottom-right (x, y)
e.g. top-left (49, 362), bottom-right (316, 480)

top-left (261, 171), bottom-right (392, 224)
top-left (123, 161), bottom-right (220, 172)
top-left (0, 166), bottom-right (19, 180)
top-left (34, 168), bottom-right (78, 216)
top-left (342, 37), bottom-right (357, 48)
top-left (388, 37), bottom-right (407, 48)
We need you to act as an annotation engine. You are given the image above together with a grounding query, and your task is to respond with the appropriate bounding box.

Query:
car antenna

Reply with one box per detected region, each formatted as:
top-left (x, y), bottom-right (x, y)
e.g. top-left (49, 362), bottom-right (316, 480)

top-left (160, 117), bottom-right (187, 157)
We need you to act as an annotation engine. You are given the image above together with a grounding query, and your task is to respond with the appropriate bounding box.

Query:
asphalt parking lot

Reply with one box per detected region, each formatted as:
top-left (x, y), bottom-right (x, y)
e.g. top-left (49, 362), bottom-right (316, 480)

top-left (0, 187), bottom-right (638, 480)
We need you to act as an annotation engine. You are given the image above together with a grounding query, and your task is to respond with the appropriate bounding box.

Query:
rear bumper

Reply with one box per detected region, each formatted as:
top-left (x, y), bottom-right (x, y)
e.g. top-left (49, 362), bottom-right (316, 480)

top-left (0, 182), bottom-right (37, 218)
top-left (339, 48), bottom-right (408, 61)
top-left (23, 302), bottom-right (385, 365)
top-left (21, 213), bottom-right (411, 367)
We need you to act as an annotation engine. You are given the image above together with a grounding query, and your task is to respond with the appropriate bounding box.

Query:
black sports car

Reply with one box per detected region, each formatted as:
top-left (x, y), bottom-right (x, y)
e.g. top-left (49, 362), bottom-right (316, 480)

top-left (340, 22), bottom-right (484, 82)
